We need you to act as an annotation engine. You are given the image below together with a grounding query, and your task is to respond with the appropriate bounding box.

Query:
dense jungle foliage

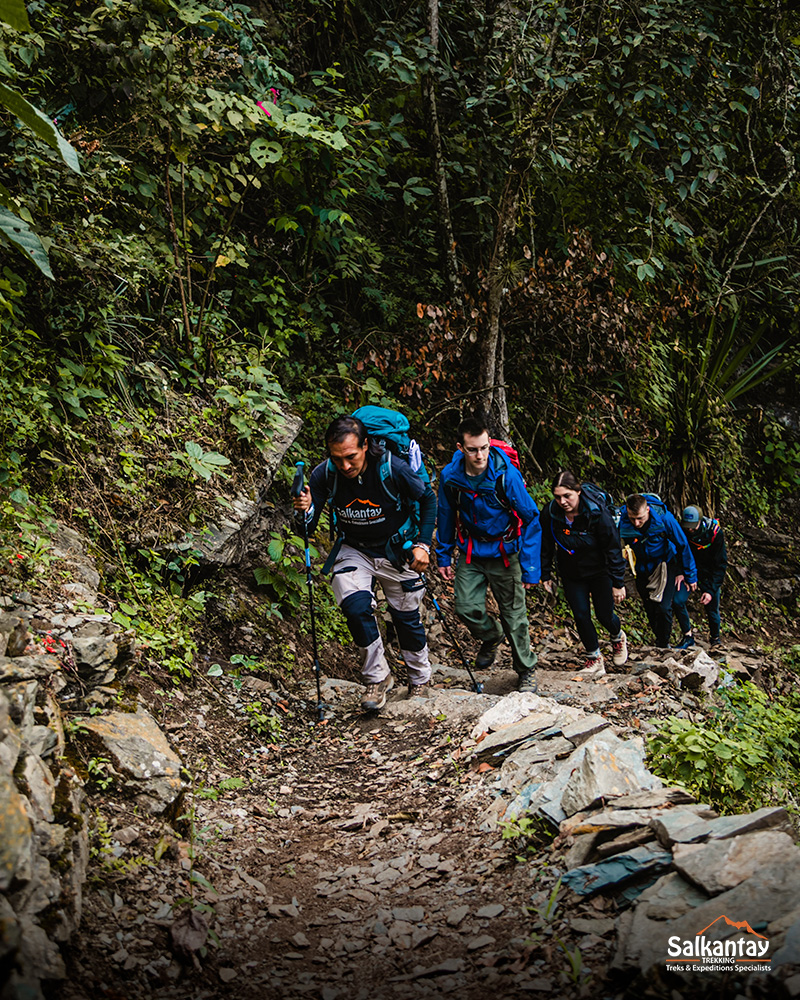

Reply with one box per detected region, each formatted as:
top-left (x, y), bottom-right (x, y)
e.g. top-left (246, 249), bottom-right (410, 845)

top-left (1, 0), bottom-right (799, 583)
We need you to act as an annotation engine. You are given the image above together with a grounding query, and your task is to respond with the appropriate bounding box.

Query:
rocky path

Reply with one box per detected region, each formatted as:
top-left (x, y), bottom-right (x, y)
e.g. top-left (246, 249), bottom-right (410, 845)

top-left (4, 583), bottom-right (795, 1000)
top-left (51, 660), bottom-right (632, 1000)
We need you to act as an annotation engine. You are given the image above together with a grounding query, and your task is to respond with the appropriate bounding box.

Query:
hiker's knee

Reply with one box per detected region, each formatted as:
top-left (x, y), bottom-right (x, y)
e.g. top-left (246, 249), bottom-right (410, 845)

top-left (341, 590), bottom-right (379, 647)
top-left (387, 604), bottom-right (426, 651)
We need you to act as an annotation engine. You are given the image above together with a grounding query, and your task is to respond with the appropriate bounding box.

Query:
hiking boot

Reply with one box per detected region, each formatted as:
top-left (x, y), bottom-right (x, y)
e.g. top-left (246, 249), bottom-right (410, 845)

top-left (475, 637), bottom-right (503, 669)
top-left (361, 674), bottom-right (394, 711)
top-left (611, 631), bottom-right (629, 667)
top-left (408, 682), bottom-right (431, 699)
top-left (710, 636), bottom-right (722, 648)
top-left (517, 669), bottom-right (538, 694)
top-left (675, 634), bottom-right (695, 650)
top-left (577, 654), bottom-right (606, 679)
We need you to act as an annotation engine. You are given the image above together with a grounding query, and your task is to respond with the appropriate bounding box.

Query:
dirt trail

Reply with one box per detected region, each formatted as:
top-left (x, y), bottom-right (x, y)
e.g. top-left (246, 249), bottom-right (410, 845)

top-left (51, 658), bottom-right (631, 1000)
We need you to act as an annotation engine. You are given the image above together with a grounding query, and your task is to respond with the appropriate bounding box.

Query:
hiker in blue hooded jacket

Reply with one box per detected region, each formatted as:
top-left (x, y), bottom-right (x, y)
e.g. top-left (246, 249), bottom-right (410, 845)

top-left (293, 415), bottom-right (436, 711)
top-left (539, 470), bottom-right (628, 677)
top-left (672, 505), bottom-right (728, 649)
top-left (436, 415), bottom-right (541, 693)
top-left (618, 493), bottom-right (698, 649)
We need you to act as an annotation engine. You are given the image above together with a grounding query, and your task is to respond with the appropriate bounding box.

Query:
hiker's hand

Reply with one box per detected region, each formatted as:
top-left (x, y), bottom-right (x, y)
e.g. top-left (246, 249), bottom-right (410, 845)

top-left (438, 565), bottom-right (455, 582)
top-left (409, 546), bottom-right (430, 572)
top-left (688, 581), bottom-right (698, 592)
top-left (675, 574), bottom-right (685, 591)
top-left (542, 579), bottom-right (556, 595)
top-left (612, 586), bottom-right (626, 604)
top-left (701, 591), bottom-right (712, 605)
top-left (292, 486), bottom-right (311, 512)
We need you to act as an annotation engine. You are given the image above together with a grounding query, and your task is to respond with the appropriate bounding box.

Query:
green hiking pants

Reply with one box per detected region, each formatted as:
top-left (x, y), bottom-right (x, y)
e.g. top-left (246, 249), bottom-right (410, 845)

top-left (454, 552), bottom-right (538, 673)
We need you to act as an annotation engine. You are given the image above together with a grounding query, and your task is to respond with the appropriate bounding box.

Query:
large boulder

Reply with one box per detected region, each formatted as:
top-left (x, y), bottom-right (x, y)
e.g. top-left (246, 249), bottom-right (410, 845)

top-left (79, 707), bottom-right (183, 814)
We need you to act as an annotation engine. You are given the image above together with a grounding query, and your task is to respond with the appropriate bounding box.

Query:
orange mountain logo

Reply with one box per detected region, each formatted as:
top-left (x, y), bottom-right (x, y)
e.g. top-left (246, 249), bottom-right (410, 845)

top-left (697, 915), bottom-right (768, 940)
top-left (345, 499), bottom-right (381, 508)
top-left (667, 914), bottom-right (770, 965)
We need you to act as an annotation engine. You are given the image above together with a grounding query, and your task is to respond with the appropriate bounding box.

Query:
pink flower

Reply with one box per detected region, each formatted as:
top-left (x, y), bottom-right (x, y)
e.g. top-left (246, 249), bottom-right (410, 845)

top-left (257, 101), bottom-right (272, 119)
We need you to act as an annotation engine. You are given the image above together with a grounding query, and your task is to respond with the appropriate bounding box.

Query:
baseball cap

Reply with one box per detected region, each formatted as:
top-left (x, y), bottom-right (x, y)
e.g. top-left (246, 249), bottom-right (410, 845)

top-left (681, 505), bottom-right (702, 529)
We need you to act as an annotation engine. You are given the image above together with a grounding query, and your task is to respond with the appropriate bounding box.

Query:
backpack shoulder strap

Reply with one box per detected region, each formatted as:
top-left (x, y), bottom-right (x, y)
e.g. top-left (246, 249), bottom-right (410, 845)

top-left (491, 447), bottom-right (512, 509)
top-left (377, 450), bottom-right (403, 509)
top-left (325, 459), bottom-right (338, 503)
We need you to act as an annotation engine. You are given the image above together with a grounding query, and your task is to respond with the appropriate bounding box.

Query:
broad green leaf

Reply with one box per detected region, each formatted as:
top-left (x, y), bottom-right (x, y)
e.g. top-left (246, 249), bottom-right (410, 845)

top-left (267, 538), bottom-right (284, 562)
top-left (185, 441), bottom-right (204, 458)
top-left (0, 206), bottom-right (53, 278)
top-left (0, 83), bottom-right (80, 173)
top-left (60, 357), bottom-right (86, 376)
top-left (0, 0), bottom-right (32, 31)
top-left (207, 663), bottom-right (223, 677)
top-left (250, 137), bottom-right (283, 167)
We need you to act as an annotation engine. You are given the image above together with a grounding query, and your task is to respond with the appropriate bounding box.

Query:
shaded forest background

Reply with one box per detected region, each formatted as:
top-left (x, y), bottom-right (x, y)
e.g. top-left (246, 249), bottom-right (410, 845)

top-left (1, 0), bottom-right (799, 624)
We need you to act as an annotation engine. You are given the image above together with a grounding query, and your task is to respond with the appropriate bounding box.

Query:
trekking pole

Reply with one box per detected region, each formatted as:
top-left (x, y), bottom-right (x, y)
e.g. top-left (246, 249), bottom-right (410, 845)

top-left (402, 545), bottom-right (484, 694)
top-left (423, 575), bottom-right (484, 694)
top-left (292, 462), bottom-right (325, 722)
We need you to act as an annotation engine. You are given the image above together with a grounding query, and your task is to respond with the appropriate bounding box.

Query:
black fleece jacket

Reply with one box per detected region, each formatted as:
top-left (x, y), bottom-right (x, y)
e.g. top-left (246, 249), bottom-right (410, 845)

top-left (540, 497), bottom-right (626, 587)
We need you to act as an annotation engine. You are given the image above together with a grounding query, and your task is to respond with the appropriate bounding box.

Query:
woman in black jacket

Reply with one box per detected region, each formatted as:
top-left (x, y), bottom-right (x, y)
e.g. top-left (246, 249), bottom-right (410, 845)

top-left (540, 470), bottom-right (628, 677)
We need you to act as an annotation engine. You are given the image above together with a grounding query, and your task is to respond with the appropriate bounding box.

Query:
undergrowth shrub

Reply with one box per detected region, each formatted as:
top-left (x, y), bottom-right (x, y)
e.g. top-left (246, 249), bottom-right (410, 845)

top-left (647, 678), bottom-right (800, 816)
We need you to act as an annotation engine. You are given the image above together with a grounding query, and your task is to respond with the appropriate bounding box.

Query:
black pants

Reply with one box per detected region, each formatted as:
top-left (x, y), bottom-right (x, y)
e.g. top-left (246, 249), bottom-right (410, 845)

top-left (561, 574), bottom-right (621, 654)
top-left (635, 561), bottom-right (678, 648)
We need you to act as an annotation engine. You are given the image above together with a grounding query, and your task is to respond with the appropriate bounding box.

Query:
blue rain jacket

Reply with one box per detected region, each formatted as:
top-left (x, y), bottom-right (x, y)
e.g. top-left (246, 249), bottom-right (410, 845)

top-left (436, 448), bottom-right (542, 584)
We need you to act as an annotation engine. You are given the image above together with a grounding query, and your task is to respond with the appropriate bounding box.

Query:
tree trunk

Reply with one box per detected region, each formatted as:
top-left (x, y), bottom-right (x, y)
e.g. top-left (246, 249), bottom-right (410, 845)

top-left (478, 169), bottom-right (522, 437)
top-left (423, 0), bottom-right (461, 302)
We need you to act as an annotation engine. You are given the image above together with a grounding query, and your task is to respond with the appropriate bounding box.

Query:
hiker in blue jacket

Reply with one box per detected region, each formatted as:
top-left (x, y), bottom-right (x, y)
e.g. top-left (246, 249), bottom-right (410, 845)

top-left (293, 415), bottom-right (436, 711)
top-left (540, 470), bottom-right (628, 677)
top-left (618, 494), bottom-right (698, 649)
top-left (436, 415), bottom-right (541, 692)
top-left (672, 505), bottom-right (728, 649)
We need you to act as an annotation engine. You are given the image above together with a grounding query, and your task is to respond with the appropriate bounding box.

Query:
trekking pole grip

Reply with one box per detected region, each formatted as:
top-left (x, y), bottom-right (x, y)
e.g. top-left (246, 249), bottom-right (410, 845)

top-left (291, 461), bottom-right (306, 498)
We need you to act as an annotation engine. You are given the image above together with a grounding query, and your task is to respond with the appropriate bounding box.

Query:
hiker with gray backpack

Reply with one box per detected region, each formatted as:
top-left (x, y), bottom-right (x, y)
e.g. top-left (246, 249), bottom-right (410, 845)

top-left (292, 409), bottom-right (436, 711)
top-left (539, 470), bottom-right (628, 678)
top-left (618, 493), bottom-right (698, 649)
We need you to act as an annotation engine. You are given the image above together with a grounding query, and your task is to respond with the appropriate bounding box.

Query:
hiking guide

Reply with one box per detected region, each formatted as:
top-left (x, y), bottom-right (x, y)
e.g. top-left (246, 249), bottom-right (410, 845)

top-left (673, 505), bottom-right (729, 648)
top-left (540, 471), bottom-right (628, 678)
top-left (619, 493), bottom-right (698, 649)
top-left (293, 414), bottom-right (436, 711)
top-left (436, 416), bottom-right (542, 693)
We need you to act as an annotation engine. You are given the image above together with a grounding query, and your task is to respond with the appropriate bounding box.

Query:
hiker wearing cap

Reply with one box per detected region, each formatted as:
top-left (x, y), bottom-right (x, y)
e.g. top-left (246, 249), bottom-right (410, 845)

top-left (540, 471), bottom-right (628, 678)
top-left (436, 415), bottom-right (542, 693)
top-left (618, 494), bottom-right (698, 649)
top-left (293, 415), bottom-right (436, 711)
top-left (672, 506), bottom-right (728, 648)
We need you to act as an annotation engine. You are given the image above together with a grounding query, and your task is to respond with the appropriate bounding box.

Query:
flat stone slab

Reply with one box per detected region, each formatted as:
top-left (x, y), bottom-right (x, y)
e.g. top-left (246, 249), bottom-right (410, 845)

top-left (706, 807), bottom-right (793, 841)
top-left (561, 742), bottom-right (655, 816)
top-left (672, 830), bottom-right (798, 896)
top-left (650, 808), bottom-right (713, 849)
top-left (504, 732), bottom-right (661, 827)
top-left (470, 693), bottom-right (581, 737)
top-left (382, 689), bottom-right (501, 724)
top-left (561, 844), bottom-right (673, 897)
top-left (80, 708), bottom-right (183, 814)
